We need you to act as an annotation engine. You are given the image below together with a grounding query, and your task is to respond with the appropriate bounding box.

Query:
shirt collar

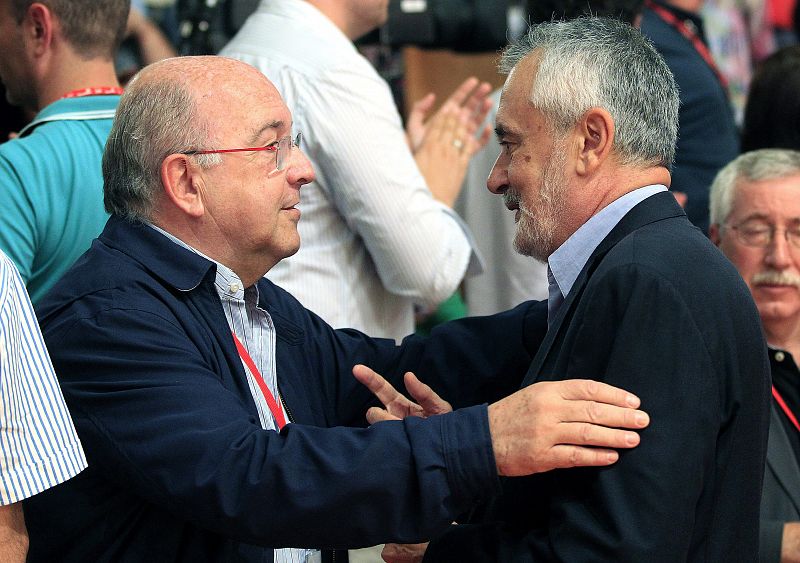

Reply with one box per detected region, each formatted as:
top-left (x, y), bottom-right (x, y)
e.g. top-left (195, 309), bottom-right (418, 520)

top-left (548, 185), bottom-right (667, 301)
top-left (18, 94), bottom-right (119, 137)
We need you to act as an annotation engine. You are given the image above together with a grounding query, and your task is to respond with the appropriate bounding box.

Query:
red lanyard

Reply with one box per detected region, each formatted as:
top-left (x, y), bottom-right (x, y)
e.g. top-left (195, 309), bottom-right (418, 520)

top-left (645, 0), bottom-right (729, 90)
top-left (231, 331), bottom-right (287, 430)
top-left (772, 385), bottom-right (800, 434)
top-left (60, 86), bottom-right (124, 99)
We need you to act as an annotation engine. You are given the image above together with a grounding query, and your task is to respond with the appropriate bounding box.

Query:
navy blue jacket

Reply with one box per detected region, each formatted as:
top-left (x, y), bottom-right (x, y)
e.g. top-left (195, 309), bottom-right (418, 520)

top-left (424, 193), bottom-right (771, 561)
top-left (25, 215), bottom-right (546, 562)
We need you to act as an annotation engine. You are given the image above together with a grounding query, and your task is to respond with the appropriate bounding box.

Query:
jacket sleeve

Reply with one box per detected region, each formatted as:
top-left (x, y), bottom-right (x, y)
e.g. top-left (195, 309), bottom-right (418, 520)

top-left (299, 298), bottom-right (548, 428)
top-left (45, 302), bottom-right (501, 550)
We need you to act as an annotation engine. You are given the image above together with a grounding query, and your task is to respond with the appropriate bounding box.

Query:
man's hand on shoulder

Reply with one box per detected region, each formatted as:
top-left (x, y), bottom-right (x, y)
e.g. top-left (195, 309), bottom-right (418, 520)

top-left (489, 379), bottom-right (649, 476)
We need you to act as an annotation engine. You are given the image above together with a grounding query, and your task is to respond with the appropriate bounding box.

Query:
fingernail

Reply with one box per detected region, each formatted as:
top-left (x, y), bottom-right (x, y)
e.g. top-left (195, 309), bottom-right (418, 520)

top-left (626, 394), bottom-right (640, 408)
top-left (635, 412), bottom-right (649, 427)
top-left (626, 432), bottom-right (639, 446)
top-left (607, 451), bottom-right (619, 463)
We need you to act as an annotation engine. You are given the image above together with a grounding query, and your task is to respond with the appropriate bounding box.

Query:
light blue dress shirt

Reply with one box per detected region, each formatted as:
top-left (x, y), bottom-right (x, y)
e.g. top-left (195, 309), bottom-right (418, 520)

top-left (547, 185), bottom-right (668, 324)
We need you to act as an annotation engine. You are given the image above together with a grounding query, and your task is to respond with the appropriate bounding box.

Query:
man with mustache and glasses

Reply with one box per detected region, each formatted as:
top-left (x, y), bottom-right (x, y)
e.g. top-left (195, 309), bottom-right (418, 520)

top-left (709, 149), bottom-right (800, 563)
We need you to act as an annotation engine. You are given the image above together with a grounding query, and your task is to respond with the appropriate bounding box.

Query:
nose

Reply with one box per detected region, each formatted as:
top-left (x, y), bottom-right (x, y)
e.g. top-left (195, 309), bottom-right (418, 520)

top-left (487, 152), bottom-right (508, 195)
top-left (286, 148), bottom-right (315, 188)
top-left (764, 229), bottom-right (793, 270)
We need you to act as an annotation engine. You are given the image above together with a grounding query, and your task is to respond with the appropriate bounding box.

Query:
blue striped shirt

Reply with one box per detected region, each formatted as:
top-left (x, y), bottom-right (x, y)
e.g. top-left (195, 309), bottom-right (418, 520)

top-left (148, 224), bottom-right (319, 563)
top-left (0, 249), bottom-right (86, 504)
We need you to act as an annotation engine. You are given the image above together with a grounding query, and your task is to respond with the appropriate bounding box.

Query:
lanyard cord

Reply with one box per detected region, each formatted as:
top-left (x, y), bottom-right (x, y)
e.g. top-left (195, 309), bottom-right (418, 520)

top-left (60, 86), bottom-right (124, 99)
top-left (773, 385), bottom-right (800, 434)
top-left (231, 331), bottom-right (287, 430)
top-left (645, 0), bottom-right (729, 90)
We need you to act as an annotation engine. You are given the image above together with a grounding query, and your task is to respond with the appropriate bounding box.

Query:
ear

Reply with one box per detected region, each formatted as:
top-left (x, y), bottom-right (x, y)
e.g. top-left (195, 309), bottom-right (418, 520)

top-left (161, 154), bottom-right (207, 218)
top-left (22, 3), bottom-right (55, 58)
top-left (574, 107), bottom-right (614, 177)
top-left (708, 223), bottom-right (721, 246)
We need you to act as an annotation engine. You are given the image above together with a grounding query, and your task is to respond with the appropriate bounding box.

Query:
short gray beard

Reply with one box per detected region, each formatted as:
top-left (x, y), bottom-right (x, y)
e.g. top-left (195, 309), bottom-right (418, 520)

top-left (510, 144), bottom-right (568, 262)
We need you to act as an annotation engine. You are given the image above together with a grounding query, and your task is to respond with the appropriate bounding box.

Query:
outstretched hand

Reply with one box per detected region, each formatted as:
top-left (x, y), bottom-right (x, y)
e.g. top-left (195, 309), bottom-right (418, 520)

top-left (352, 364), bottom-right (452, 424)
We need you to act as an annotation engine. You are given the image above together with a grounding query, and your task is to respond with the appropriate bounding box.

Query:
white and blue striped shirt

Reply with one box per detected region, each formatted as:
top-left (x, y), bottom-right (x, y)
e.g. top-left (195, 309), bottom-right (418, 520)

top-left (0, 249), bottom-right (86, 505)
top-left (149, 224), bottom-right (319, 563)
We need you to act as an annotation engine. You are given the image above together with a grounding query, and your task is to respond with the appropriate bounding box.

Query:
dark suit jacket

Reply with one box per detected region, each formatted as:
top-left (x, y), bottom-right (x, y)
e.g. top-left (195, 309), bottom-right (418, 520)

top-left (24, 215), bottom-right (547, 563)
top-left (425, 192), bottom-right (771, 561)
top-left (760, 404), bottom-right (800, 562)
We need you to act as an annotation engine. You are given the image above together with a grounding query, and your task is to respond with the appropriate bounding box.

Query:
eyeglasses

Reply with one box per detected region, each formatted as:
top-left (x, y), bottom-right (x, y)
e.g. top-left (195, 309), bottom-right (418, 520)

top-left (727, 222), bottom-right (800, 248)
top-left (182, 132), bottom-right (302, 171)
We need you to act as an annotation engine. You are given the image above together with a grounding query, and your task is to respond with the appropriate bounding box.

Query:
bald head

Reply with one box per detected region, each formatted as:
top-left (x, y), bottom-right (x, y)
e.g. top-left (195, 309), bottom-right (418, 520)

top-left (103, 56), bottom-right (283, 221)
top-left (132, 55), bottom-right (275, 105)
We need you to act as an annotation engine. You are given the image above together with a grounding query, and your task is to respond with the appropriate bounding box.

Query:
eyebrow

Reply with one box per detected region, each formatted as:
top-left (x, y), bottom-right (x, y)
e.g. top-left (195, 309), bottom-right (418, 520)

top-left (494, 122), bottom-right (519, 140)
top-left (738, 213), bottom-right (800, 224)
top-left (245, 120), bottom-right (284, 146)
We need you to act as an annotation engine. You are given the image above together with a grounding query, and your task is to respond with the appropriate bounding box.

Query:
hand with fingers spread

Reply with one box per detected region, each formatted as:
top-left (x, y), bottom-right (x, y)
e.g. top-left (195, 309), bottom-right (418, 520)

top-left (352, 364), bottom-right (452, 423)
top-left (408, 77), bottom-right (493, 207)
top-left (489, 379), bottom-right (649, 476)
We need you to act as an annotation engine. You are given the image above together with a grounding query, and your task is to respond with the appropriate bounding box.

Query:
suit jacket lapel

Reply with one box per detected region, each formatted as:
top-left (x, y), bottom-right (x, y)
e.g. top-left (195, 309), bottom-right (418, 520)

top-left (766, 405), bottom-right (800, 513)
top-left (521, 192), bottom-right (686, 387)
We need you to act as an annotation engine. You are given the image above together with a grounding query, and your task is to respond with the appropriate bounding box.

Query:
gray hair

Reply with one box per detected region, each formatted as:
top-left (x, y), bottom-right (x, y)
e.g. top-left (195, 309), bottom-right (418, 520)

top-left (709, 149), bottom-right (800, 226)
top-left (103, 71), bottom-right (221, 221)
top-left (500, 17), bottom-right (679, 169)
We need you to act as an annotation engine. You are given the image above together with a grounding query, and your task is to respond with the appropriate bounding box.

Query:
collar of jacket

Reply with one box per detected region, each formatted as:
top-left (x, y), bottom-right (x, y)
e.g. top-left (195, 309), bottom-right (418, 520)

top-left (100, 214), bottom-right (217, 292)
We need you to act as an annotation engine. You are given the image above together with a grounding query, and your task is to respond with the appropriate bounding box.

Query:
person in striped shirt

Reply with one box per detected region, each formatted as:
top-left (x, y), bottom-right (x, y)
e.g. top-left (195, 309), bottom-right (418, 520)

top-left (0, 248), bottom-right (86, 562)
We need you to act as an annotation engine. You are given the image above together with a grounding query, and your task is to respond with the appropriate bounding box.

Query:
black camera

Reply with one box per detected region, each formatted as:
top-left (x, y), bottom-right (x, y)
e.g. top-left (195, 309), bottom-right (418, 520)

top-left (176, 0), bottom-right (518, 55)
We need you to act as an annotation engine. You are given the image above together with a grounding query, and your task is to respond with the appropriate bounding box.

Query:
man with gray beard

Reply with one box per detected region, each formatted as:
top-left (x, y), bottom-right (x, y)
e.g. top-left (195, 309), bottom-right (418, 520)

top-left (369, 17), bottom-right (770, 562)
top-left (709, 149), bottom-right (800, 563)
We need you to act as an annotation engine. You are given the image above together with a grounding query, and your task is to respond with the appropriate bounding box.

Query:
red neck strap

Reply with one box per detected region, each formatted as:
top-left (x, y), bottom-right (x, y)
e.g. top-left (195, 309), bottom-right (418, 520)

top-left (773, 385), bottom-right (800, 434)
top-left (645, 0), bottom-right (728, 90)
top-left (60, 86), bottom-right (124, 99)
top-left (232, 332), bottom-right (287, 430)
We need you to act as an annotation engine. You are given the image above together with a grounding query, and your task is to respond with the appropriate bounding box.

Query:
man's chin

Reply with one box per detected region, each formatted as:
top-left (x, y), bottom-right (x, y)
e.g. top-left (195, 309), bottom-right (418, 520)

top-left (513, 236), bottom-right (550, 263)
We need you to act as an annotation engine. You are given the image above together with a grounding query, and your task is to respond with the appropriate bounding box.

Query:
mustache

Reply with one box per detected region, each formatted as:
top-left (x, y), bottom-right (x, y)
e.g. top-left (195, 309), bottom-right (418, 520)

top-left (752, 270), bottom-right (800, 287)
top-left (503, 190), bottom-right (521, 208)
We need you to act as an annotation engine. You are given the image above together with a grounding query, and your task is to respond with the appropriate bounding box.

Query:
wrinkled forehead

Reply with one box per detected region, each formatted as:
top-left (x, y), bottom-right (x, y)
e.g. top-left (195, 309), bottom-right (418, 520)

top-left (194, 66), bottom-right (292, 143)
